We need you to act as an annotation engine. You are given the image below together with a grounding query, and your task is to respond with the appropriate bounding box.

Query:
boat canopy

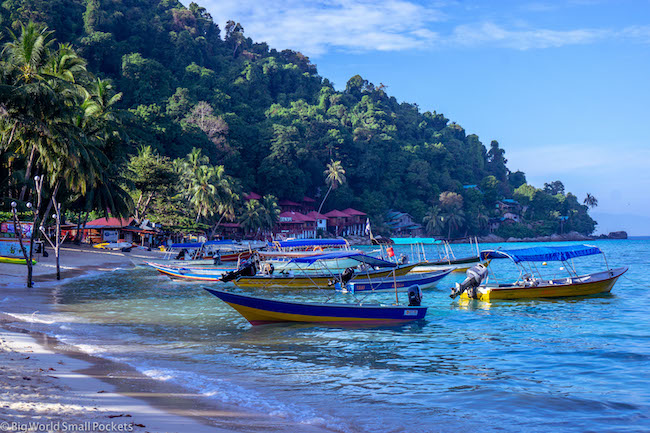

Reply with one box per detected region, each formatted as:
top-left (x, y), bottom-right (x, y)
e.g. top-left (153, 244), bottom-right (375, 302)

top-left (170, 242), bottom-right (203, 248)
top-left (481, 244), bottom-right (602, 263)
top-left (290, 251), bottom-right (397, 268)
top-left (273, 239), bottom-right (348, 248)
top-left (390, 237), bottom-right (442, 245)
top-left (171, 240), bottom-right (236, 249)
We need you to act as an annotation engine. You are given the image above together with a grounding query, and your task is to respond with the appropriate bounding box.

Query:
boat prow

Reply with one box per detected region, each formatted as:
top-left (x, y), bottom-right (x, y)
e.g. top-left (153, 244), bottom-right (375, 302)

top-left (203, 288), bottom-right (428, 326)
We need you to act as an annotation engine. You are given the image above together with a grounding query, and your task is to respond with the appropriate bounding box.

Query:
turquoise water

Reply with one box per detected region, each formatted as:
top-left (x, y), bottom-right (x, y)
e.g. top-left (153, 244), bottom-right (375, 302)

top-left (13, 240), bottom-right (650, 432)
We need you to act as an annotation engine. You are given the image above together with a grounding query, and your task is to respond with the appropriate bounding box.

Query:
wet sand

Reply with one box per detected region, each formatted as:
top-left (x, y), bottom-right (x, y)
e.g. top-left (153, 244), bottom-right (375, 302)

top-left (0, 245), bottom-right (334, 433)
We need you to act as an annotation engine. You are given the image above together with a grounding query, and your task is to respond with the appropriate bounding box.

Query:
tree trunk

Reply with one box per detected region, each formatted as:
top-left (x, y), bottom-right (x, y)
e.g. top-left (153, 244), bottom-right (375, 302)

top-left (137, 192), bottom-right (154, 223)
top-left (19, 145), bottom-right (37, 201)
top-left (317, 184), bottom-right (333, 214)
top-left (41, 179), bottom-right (60, 224)
top-left (75, 209), bottom-right (83, 243)
top-left (55, 202), bottom-right (61, 280)
top-left (11, 211), bottom-right (31, 287)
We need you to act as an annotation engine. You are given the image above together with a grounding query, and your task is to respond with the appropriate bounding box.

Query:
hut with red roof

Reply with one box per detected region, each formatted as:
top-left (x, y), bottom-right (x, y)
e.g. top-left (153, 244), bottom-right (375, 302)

top-left (277, 211), bottom-right (316, 239)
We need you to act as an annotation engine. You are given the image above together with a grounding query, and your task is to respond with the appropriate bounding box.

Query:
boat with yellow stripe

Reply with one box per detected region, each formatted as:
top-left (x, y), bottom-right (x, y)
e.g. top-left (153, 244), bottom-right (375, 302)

top-left (229, 252), bottom-right (421, 289)
top-left (450, 244), bottom-right (627, 301)
top-left (203, 288), bottom-right (428, 325)
top-left (0, 256), bottom-right (36, 265)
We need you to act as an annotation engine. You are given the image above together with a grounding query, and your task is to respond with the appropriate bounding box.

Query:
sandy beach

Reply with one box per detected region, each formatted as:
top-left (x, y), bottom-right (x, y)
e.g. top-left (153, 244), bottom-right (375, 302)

top-left (0, 245), bottom-right (333, 433)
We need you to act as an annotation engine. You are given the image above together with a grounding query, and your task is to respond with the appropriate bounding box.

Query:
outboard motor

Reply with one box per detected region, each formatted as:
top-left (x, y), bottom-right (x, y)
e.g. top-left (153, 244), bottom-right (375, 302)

top-left (407, 285), bottom-right (423, 306)
top-left (450, 263), bottom-right (488, 299)
top-left (341, 267), bottom-right (355, 285)
top-left (221, 260), bottom-right (257, 282)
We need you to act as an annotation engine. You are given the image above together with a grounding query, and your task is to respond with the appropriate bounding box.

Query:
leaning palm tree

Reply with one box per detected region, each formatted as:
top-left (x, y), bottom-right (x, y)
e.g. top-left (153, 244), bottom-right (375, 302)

top-left (584, 193), bottom-right (598, 209)
top-left (317, 160), bottom-right (346, 213)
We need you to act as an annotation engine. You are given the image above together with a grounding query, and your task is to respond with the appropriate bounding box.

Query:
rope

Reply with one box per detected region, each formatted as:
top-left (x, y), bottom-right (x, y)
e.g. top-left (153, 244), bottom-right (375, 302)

top-left (622, 275), bottom-right (650, 289)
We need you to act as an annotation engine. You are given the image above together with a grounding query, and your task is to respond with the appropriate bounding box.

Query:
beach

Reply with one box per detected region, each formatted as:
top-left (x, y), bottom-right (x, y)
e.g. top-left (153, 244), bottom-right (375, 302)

top-left (0, 246), bottom-right (333, 433)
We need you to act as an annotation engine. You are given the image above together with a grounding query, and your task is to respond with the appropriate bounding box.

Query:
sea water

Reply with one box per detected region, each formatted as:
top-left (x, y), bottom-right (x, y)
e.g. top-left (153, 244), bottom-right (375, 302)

top-left (4, 240), bottom-right (650, 432)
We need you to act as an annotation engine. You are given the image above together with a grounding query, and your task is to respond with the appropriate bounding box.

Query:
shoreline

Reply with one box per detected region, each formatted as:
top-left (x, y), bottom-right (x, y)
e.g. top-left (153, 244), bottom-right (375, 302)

top-left (0, 245), bottom-right (335, 433)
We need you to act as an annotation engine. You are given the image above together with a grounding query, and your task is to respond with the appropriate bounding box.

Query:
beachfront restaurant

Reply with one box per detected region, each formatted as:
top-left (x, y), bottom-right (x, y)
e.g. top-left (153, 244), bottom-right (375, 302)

top-left (83, 217), bottom-right (160, 246)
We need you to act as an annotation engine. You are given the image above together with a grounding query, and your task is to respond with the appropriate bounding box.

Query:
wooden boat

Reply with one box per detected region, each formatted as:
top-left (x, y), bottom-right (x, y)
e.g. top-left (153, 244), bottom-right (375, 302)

top-left (389, 237), bottom-right (485, 273)
top-left (232, 252), bottom-right (421, 289)
top-left (146, 262), bottom-right (237, 281)
top-left (451, 244), bottom-right (628, 301)
top-left (0, 256), bottom-right (36, 265)
top-left (203, 288), bottom-right (428, 325)
top-left (161, 240), bottom-right (253, 265)
top-left (342, 269), bottom-right (452, 293)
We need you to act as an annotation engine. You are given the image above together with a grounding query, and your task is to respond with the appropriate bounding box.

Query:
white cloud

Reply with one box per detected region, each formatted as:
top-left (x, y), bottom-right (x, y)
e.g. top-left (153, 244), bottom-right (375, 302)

top-left (192, 0), bottom-right (650, 56)
top-left (197, 0), bottom-right (444, 56)
top-left (449, 22), bottom-right (610, 50)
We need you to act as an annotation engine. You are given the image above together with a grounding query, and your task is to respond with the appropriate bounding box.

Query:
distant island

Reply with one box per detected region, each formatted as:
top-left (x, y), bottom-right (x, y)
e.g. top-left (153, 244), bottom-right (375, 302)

top-left (0, 0), bottom-right (599, 242)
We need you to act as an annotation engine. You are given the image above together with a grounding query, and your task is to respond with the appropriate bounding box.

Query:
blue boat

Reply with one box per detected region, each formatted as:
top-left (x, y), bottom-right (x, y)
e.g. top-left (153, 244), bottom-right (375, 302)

top-left (341, 268), bottom-right (453, 293)
top-left (203, 288), bottom-right (428, 326)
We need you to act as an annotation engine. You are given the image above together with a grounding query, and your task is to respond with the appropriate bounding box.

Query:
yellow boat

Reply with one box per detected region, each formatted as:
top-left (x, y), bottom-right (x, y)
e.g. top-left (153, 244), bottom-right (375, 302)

top-left (460, 267), bottom-right (627, 301)
top-left (451, 245), bottom-right (627, 301)
top-left (0, 256), bottom-right (36, 265)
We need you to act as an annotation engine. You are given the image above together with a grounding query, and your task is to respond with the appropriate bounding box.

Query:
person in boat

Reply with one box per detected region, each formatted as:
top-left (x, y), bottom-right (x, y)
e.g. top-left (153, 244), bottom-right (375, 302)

top-left (213, 250), bottom-right (222, 265)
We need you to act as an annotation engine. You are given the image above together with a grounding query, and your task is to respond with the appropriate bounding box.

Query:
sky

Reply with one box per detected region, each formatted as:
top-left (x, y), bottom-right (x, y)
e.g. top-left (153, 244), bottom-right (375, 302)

top-left (190, 0), bottom-right (650, 235)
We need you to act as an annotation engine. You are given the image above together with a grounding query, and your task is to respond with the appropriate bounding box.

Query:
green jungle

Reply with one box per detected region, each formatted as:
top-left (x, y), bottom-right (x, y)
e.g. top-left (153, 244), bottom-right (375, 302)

top-left (0, 0), bottom-right (598, 239)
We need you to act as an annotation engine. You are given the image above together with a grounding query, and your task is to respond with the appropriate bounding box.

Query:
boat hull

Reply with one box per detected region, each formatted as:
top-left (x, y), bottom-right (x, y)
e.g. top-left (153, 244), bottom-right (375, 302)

top-left (204, 288), bottom-right (428, 325)
top-left (345, 269), bottom-right (452, 292)
top-left (233, 263), bottom-right (420, 289)
top-left (146, 262), bottom-right (235, 281)
top-left (411, 258), bottom-right (489, 273)
top-left (0, 256), bottom-right (36, 265)
top-left (461, 267), bottom-right (628, 301)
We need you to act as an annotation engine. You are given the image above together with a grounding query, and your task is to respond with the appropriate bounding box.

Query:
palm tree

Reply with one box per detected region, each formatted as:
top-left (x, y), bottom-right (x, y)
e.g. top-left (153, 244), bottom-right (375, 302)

top-left (239, 200), bottom-right (264, 235)
top-left (260, 195), bottom-right (280, 233)
top-left (584, 193), bottom-right (598, 209)
top-left (317, 160), bottom-right (346, 213)
top-left (189, 165), bottom-right (218, 223)
top-left (423, 205), bottom-right (443, 235)
top-left (443, 208), bottom-right (466, 240)
top-left (2, 22), bottom-right (55, 84)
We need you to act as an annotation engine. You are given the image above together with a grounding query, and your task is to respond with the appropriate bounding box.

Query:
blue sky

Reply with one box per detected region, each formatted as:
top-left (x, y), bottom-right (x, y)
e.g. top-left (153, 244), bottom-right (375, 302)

top-left (193, 0), bottom-right (650, 235)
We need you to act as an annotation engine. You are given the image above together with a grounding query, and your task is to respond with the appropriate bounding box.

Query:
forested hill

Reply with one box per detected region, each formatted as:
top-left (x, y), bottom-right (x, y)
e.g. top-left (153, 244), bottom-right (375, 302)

top-left (0, 0), bottom-right (597, 236)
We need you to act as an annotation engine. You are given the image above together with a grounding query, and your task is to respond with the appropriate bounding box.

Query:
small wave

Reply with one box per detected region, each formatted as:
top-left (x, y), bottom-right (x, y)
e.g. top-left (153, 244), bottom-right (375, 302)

top-left (135, 365), bottom-right (350, 432)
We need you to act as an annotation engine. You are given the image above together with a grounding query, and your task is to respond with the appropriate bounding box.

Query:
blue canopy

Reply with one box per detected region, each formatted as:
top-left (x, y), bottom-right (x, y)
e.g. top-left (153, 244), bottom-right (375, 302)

top-left (170, 242), bottom-right (203, 248)
top-left (273, 239), bottom-right (348, 248)
top-left (204, 240), bottom-right (237, 246)
top-left (481, 245), bottom-right (602, 263)
top-left (390, 237), bottom-right (442, 245)
top-left (171, 240), bottom-right (236, 249)
top-left (290, 251), bottom-right (397, 268)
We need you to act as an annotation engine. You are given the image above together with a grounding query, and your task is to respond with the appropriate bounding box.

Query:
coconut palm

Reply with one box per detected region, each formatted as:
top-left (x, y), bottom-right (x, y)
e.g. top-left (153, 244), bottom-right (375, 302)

top-left (239, 199), bottom-right (264, 235)
top-left (2, 22), bottom-right (55, 84)
top-left (189, 165), bottom-right (218, 223)
top-left (443, 208), bottom-right (466, 240)
top-left (317, 160), bottom-right (346, 213)
top-left (583, 193), bottom-right (598, 209)
top-left (423, 205), bottom-right (443, 235)
top-left (261, 195), bottom-right (280, 231)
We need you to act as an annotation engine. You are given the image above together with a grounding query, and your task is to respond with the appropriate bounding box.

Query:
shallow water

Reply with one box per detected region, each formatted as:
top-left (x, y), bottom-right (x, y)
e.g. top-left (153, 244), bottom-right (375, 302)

top-left (6, 240), bottom-right (650, 432)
